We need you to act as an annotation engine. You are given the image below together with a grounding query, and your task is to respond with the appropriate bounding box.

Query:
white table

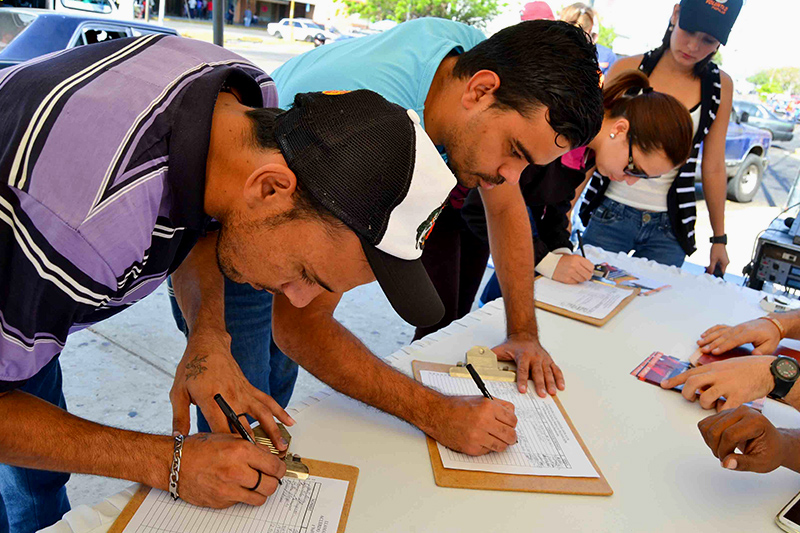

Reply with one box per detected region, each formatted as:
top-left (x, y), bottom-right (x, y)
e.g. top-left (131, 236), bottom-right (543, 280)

top-left (43, 247), bottom-right (800, 532)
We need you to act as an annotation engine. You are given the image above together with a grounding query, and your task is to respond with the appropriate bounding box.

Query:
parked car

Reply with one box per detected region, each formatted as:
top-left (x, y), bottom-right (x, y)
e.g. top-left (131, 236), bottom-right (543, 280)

top-left (267, 18), bottom-right (334, 42)
top-left (0, 8), bottom-right (176, 69)
top-left (734, 99), bottom-right (795, 142)
top-left (1, 0), bottom-right (135, 20)
top-left (697, 108), bottom-right (772, 203)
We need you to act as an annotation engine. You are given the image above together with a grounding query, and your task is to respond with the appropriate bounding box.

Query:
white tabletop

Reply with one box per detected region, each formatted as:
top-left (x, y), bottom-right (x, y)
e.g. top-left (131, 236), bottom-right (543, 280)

top-left (43, 247), bottom-right (800, 533)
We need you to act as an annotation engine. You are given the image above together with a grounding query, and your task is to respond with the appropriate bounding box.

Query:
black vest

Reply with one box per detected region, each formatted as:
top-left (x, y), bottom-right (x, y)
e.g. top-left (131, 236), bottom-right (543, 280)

top-left (578, 49), bottom-right (722, 256)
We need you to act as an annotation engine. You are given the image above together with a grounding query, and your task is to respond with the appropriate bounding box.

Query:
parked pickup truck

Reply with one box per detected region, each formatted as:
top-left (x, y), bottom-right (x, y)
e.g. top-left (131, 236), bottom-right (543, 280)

top-left (697, 108), bottom-right (772, 203)
top-left (267, 18), bottom-right (333, 42)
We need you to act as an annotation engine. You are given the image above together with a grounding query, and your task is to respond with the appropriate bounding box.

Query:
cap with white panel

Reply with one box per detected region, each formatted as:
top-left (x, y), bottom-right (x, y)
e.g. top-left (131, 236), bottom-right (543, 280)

top-left (274, 90), bottom-right (457, 326)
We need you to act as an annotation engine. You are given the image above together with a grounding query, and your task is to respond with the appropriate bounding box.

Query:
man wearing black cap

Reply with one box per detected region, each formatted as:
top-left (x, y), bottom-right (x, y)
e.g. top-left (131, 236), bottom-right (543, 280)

top-left (168, 18), bottom-right (604, 461)
top-left (0, 36), bottom-right (472, 531)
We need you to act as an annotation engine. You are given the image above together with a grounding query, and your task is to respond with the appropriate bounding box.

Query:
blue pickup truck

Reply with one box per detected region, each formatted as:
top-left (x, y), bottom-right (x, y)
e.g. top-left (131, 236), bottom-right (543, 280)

top-left (698, 107), bottom-right (772, 203)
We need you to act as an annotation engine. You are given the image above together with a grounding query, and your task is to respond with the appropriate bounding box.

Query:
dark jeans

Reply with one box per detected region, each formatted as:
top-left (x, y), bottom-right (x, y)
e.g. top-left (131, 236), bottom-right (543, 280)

top-left (168, 276), bottom-right (298, 432)
top-left (0, 357), bottom-right (71, 533)
top-left (413, 205), bottom-right (491, 340)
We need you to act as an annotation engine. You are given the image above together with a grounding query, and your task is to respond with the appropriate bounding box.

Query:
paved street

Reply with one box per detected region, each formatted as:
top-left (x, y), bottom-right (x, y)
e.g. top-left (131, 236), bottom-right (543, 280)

top-left (54, 28), bottom-right (800, 509)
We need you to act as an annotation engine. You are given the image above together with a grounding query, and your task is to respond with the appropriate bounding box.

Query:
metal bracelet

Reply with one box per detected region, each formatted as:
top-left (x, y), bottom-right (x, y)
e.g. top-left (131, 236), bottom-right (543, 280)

top-left (169, 434), bottom-right (184, 501)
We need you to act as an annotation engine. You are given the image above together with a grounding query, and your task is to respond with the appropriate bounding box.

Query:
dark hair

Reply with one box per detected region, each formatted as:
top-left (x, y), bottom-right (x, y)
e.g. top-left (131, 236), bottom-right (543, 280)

top-left (245, 108), bottom-right (344, 230)
top-left (604, 70), bottom-right (693, 167)
top-left (656, 21), bottom-right (716, 78)
top-left (452, 20), bottom-right (603, 149)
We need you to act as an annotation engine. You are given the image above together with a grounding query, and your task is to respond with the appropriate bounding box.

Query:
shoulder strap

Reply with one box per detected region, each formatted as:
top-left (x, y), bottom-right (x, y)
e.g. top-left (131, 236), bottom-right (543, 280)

top-left (638, 48), bottom-right (663, 76)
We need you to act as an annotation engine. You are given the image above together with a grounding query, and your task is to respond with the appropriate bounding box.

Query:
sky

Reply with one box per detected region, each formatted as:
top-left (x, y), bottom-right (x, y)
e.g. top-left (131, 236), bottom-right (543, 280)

top-left (486, 0), bottom-right (799, 83)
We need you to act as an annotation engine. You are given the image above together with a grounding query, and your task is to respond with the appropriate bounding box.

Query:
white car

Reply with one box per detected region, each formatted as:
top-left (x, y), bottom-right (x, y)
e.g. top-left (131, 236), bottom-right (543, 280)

top-left (267, 18), bottom-right (333, 42)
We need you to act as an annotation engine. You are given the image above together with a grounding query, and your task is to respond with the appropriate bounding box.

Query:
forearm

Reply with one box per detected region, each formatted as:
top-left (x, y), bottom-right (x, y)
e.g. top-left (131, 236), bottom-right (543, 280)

top-left (0, 391), bottom-right (171, 488)
top-left (485, 196), bottom-right (537, 339)
top-left (171, 232), bottom-right (227, 334)
top-left (778, 428), bottom-right (800, 473)
top-left (772, 310), bottom-right (800, 342)
top-left (272, 295), bottom-right (446, 435)
top-left (702, 170), bottom-right (727, 236)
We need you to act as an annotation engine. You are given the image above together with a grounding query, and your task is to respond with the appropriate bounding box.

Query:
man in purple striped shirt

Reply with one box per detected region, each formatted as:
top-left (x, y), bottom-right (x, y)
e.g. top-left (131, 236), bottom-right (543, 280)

top-left (0, 35), bottom-right (461, 531)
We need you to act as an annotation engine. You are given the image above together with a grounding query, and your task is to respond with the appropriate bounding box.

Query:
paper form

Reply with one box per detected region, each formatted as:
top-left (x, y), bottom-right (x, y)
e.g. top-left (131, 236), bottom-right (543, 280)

top-left (420, 371), bottom-right (598, 478)
top-left (535, 277), bottom-right (632, 320)
top-left (121, 475), bottom-right (348, 533)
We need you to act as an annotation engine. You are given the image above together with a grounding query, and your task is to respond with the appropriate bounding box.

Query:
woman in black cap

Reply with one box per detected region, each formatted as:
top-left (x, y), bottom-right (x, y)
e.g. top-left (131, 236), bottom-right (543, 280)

top-left (578, 0), bottom-right (742, 274)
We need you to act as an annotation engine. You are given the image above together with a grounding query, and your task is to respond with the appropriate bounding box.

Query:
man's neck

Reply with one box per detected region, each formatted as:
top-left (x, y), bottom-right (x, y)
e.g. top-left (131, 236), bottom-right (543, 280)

top-left (204, 93), bottom-right (251, 219)
top-left (423, 56), bottom-right (460, 146)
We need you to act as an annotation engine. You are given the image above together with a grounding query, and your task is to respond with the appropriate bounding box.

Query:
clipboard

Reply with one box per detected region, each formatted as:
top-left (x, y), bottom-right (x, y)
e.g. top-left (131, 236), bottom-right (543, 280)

top-left (412, 359), bottom-right (612, 496)
top-left (108, 457), bottom-right (359, 533)
top-left (534, 275), bottom-right (639, 327)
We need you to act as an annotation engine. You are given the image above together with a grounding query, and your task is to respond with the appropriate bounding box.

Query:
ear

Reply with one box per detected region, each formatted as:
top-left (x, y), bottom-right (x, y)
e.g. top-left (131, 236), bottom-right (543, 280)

top-left (242, 163), bottom-right (297, 209)
top-left (461, 70), bottom-right (501, 111)
top-left (611, 117), bottom-right (630, 138)
top-left (670, 4), bottom-right (680, 26)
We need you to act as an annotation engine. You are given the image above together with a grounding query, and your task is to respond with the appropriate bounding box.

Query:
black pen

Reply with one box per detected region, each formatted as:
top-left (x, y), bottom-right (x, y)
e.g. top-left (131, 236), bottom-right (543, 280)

top-left (465, 363), bottom-right (493, 400)
top-left (214, 393), bottom-right (282, 485)
top-left (576, 229), bottom-right (586, 258)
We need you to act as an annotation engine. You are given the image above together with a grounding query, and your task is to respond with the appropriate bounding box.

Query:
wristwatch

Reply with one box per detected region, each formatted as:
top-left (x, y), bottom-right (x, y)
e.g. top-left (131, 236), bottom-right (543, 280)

top-left (709, 234), bottom-right (728, 245)
top-left (769, 356), bottom-right (800, 399)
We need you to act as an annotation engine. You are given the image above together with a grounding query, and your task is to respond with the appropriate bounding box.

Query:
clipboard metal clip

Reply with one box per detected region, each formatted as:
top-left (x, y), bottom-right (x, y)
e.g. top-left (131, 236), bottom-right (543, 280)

top-left (449, 346), bottom-right (516, 382)
top-left (253, 423), bottom-right (309, 479)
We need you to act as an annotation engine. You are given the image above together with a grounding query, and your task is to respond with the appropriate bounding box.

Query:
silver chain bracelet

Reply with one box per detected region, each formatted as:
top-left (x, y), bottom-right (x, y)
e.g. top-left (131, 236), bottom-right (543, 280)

top-left (169, 434), bottom-right (184, 501)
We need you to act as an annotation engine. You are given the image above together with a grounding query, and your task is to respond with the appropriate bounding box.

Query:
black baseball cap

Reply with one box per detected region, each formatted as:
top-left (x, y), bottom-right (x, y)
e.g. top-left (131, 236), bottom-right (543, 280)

top-left (274, 90), bottom-right (457, 327)
top-left (679, 0), bottom-right (743, 45)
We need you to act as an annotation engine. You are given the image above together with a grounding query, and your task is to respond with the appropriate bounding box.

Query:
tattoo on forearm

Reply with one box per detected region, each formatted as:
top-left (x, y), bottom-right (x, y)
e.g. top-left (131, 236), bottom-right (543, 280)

top-left (185, 354), bottom-right (209, 381)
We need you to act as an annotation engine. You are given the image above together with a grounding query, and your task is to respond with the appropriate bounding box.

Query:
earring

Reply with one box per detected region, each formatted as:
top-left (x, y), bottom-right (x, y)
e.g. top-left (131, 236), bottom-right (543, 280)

top-left (609, 133), bottom-right (616, 139)
top-left (668, 24), bottom-right (674, 31)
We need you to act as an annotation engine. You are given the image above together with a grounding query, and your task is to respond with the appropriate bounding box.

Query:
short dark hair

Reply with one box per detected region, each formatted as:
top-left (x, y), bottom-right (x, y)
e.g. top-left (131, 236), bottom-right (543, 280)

top-left (245, 108), bottom-right (344, 230)
top-left (452, 20), bottom-right (604, 149)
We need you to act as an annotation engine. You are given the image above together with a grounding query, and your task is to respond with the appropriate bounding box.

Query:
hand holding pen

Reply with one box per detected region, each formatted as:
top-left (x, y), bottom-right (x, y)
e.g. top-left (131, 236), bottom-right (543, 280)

top-left (215, 393), bottom-right (284, 486)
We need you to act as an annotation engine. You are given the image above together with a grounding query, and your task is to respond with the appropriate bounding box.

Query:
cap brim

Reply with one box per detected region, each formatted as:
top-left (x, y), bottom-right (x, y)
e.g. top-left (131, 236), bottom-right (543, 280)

top-left (360, 238), bottom-right (444, 328)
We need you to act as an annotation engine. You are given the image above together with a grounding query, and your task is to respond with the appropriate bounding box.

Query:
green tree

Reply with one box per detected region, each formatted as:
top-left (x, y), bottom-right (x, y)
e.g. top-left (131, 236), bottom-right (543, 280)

top-left (747, 67), bottom-right (800, 95)
top-left (343, 0), bottom-right (504, 29)
top-left (597, 24), bottom-right (616, 50)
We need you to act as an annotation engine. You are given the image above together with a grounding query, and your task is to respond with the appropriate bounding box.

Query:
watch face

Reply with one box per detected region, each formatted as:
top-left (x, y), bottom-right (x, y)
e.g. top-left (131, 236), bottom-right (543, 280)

top-left (776, 358), bottom-right (800, 380)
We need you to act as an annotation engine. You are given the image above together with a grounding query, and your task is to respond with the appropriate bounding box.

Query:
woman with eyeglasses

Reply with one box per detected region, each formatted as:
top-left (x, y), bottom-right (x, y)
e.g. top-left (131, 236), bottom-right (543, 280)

top-left (578, 0), bottom-right (742, 271)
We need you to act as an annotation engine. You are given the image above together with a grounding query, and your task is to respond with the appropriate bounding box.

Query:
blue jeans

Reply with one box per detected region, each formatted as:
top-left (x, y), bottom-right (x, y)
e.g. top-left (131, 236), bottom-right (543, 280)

top-left (0, 357), bottom-right (71, 533)
top-left (582, 197), bottom-right (686, 267)
top-left (168, 277), bottom-right (298, 432)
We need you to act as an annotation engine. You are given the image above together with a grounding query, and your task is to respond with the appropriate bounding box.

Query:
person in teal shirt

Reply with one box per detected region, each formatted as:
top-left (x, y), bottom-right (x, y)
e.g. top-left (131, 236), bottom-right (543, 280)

top-left (170, 18), bottom-right (605, 456)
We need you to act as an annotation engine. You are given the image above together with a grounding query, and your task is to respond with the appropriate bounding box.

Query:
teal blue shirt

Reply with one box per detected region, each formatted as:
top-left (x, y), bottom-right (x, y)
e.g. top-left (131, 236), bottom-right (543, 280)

top-left (272, 18), bottom-right (486, 129)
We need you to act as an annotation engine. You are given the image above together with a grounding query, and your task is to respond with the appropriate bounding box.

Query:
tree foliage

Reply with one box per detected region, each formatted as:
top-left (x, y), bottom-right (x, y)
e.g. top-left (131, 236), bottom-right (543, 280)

top-left (747, 67), bottom-right (800, 95)
top-left (343, 0), bottom-right (503, 29)
top-left (596, 23), bottom-right (616, 50)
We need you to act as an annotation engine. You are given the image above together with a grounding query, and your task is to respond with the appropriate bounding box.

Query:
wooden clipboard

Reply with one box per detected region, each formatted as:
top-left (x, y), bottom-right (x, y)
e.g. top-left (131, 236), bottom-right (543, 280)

top-left (534, 276), bottom-right (639, 327)
top-left (413, 360), bottom-right (612, 496)
top-left (108, 458), bottom-right (359, 533)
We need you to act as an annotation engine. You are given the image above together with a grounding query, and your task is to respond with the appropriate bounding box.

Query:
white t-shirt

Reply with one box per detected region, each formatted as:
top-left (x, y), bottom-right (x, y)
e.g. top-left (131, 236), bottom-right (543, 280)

top-left (605, 104), bottom-right (701, 212)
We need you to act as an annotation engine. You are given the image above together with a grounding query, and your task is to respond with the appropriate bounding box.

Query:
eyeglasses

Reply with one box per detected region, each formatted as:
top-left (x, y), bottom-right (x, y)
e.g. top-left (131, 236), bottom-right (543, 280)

top-left (624, 138), bottom-right (659, 179)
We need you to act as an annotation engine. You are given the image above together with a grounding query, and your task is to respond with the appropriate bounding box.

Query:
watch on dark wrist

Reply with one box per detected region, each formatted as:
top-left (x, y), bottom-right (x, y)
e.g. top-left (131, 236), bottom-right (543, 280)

top-left (769, 356), bottom-right (800, 400)
top-left (709, 234), bottom-right (728, 245)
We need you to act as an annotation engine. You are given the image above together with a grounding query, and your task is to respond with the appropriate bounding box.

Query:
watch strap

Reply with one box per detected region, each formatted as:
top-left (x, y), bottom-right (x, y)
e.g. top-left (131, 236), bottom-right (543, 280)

top-left (709, 234), bottom-right (728, 245)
